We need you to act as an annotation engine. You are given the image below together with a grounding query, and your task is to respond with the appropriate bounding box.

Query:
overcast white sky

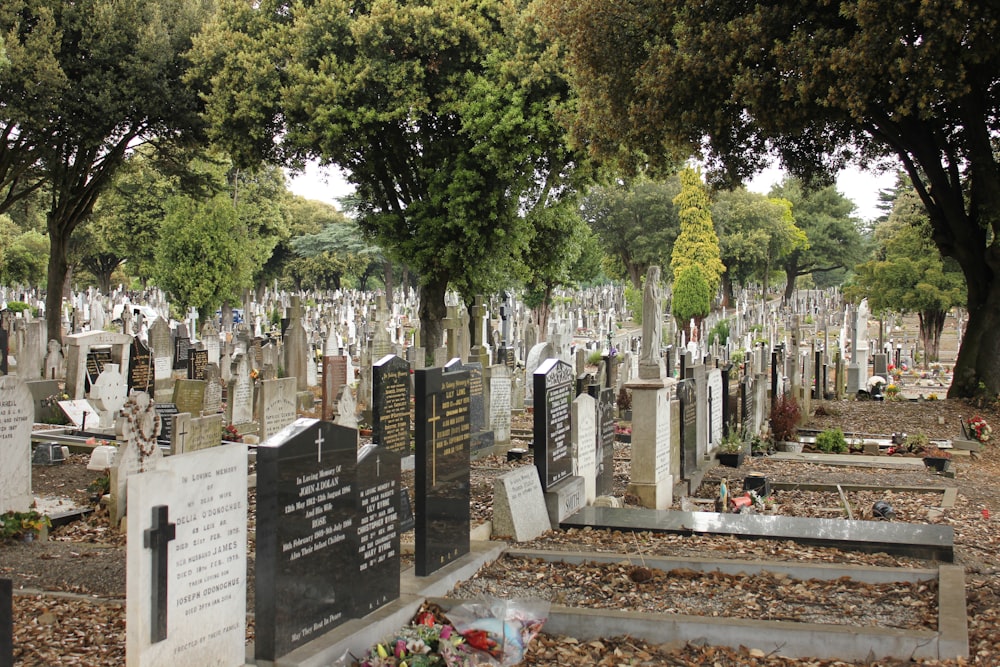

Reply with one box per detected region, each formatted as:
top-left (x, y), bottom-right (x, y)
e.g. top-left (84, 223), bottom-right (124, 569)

top-left (287, 160), bottom-right (899, 223)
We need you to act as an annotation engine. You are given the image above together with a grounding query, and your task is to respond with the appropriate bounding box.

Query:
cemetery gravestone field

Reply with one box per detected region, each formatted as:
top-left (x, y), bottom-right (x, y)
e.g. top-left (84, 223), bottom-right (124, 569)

top-left (4, 399), bottom-right (1000, 666)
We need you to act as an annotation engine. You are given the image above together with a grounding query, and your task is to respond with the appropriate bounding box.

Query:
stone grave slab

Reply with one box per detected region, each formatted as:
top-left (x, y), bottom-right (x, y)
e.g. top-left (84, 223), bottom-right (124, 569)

top-left (0, 376), bottom-right (33, 512)
top-left (255, 419), bottom-right (358, 662)
top-left (355, 443), bottom-right (402, 615)
top-left (543, 475), bottom-right (586, 528)
top-left (372, 354), bottom-right (411, 456)
top-left (258, 377), bottom-right (298, 440)
top-left (533, 358), bottom-right (574, 491)
top-left (572, 393), bottom-right (597, 505)
top-left (589, 386), bottom-right (615, 497)
top-left (171, 380), bottom-right (206, 417)
top-left (56, 398), bottom-right (98, 430)
top-left (561, 507), bottom-right (954, 561)
top-left (126, 444), bottom-right (248, 667)
top-left (491, 466), bottom-right (551, 542)
top-left (414, 366), bottom-right (471, 577)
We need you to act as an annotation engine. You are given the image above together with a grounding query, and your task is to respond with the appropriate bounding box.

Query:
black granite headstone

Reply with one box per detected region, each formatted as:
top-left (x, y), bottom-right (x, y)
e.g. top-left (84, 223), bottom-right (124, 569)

top-left (355, 444), bottom-right (401, 615)
top-left (677, 379), bottom-right (698, 477)
top-left (128, 338), bottom-right (154, 394)
top-left (173, 337), bottom-right (191, 370)
top-left (533, 358), bottom-right (574, 490)
top-left (414, 366), bottom-right (471, 577)
top-left (399, 488), bottom-right (415, 533)
top-left (444, 359), bottom-right (494, 458)
top-left (741, 375), bottom-right (754, 431)
top-left (1, 578), bottom-right (11, 667)
top-left (187, 349), bottom-right (209, 380)
top-left (84, 348), bottom-right (112, 392)
top-left (588, 385), bottom-right (615, 497)
top-left (154, 403), bottom-right (179, 444)
top-left (372, 354), bottom-right (411, 456)
top-left (255, 419), bottom-right (358, 661)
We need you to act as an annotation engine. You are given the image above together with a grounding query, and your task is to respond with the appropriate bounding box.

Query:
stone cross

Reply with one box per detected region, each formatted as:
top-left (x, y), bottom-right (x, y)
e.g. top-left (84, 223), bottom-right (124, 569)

top-left (143, 505), bottom-right (176, 644)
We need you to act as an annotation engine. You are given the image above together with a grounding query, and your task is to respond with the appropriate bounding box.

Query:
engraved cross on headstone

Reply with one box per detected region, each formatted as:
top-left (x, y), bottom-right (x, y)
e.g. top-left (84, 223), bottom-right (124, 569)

top-left (143, 505), bottom-right (176, 644)
top-left (426, 401), bottom-right (441, 486)
top-left (175, 418), bottom-right (189, 453)
top-left (315, 429), bottom-right (325, 463)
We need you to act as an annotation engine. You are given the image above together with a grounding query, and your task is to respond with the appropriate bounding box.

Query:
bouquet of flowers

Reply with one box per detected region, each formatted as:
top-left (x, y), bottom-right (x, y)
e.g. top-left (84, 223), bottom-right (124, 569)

top-left (349, 599), bottom-right (548, 667)
top-left (968, 415), bottom-right (992, 443)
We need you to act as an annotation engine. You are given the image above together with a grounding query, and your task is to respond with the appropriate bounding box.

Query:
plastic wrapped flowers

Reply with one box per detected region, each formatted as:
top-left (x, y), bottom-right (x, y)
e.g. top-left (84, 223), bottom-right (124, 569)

top-left (349, 599), bottom-right (549, 667)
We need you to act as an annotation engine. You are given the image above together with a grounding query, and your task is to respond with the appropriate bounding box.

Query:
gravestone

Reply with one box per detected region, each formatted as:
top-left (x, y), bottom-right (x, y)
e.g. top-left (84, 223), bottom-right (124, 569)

top-left (572, 393), bottom-right (598, 505)
top-left (202, 364), bottom-right (223, 415)
top-left (258, 377), bottom-right (298, 440)
top-left (227, 355), bottom-right (254, 427)
top-left (677, 379), bottom-right (698, 477)
top-left (445, 359), bottom-right (494, 458)
top-left (148, 319), bottom-right (173, 402)
top-left (89, 365), bottom-right (127, 429)
top-left (183, 414), bottom-right (223, 454)
top-left (173, 334), bottom-right (191, 370)
top-left (491, 465), bottom-right (551, 542)
top-left (171, 379), bottom-right (206, 417)
top-left (44, 339), bottom-right (65, 380)
top-left (488, 364), bottom-right (512, 446)
top-left (414, 366), bottom-right (471, 577)
top-left (57, 398), bottom-right (98, 429)
top-left (625, 375), bottom-right (674, 510)
top-left (322, 355), bottom-right (348, 421)
top-left (167, 412), bottom-right (192, 455)
top-left (873, 353), bottom-right (889, 379)
top-left (708, 368), bottom-right (724, 447)
top-left (589, 386), bottom-right (616, 497)
top-left (154, 404), bottom-right (178, 447)
top-left (126, 444), bottom-right (248, 667)
top-left (186, 349), bottom-right (209, 381)
top-left (524, 342), bottom-right (556, 406)
top-left (533, 358), bottom-right (574, 490)
top-left (26, 378), bottom-right (62, 425)
top-left (64, 330), bottom-right (132, 400)
top-left (0, 376), bottom-right (33, 512)
top-left (372, 354), bottom-right (411, 456)
top-left (355, 443), bottom-right (402, 615)
top-left (112, 392), bottom-right (164, 525)
top-left (255, 419), bottom-right (358, 661)
top-left (128, 337), bottom-right (154, 395)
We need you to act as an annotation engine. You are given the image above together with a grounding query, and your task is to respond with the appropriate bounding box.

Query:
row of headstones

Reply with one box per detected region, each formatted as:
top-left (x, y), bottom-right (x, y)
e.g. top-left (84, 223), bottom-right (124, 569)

top-left (124, 360), bottom-right (480, 666)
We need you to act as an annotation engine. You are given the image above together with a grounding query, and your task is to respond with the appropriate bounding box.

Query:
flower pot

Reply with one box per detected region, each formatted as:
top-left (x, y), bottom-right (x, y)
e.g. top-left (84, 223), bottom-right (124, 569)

top-left (923, 456), bottom-right (949, 471)
top-left (776, 441), bottom-right (803, 453)
top-left (359, 428), bottom-right (373, 437)
top-left (717, 451), bottom-right (745, 468)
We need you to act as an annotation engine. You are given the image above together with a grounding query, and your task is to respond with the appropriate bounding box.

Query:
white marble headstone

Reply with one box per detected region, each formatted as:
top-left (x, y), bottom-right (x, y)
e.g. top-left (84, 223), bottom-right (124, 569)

top-left (572, 393), bottom-right (598, 505)
top-left (126, 444), bottom-right (248, 667)
top-left (491, 466), bottom-right (551, 542)
top-left (0, 376), bottom-right (33, 512)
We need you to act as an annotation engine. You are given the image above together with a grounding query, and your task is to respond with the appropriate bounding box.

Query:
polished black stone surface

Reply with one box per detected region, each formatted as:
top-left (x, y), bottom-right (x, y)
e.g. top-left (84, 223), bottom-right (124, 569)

top-left (128, 338), bottom-right (153, 393)
top-left (173, 337), bottom-right (191, 370)
top-left (355, 444), bottom-right (401, 616)
top-left (0, 578), bottom-right (10, 667)
top-left (562, 507), bottom-right (954, 561)
top-left (154, 403), bottom-right (179, 444)
top-left (255, 419), bottom-right (358, 661)
top-left (534, 358), bottom-right (574, 491)
top-left (414, 367), bottom-right (471, 576)
top-left (372, 354), bottom-right (411, 455)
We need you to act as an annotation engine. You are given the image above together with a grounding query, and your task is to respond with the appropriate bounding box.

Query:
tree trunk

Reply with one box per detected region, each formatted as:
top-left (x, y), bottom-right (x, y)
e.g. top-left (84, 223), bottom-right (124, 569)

top-left (45, 225), bottom-right (70, 344)
top-left (533, 286), bottom-right (553, 343)
top-left (783, 267), bottom-right (796, 301)
top-left (918, 310), bottom-right (946, 365)
top-left (418, 278), bottom-right (448, 367)
top-left (949, 276), bottom-right (1000, 398)
top-left (720, 273), bottom-right (733, 309)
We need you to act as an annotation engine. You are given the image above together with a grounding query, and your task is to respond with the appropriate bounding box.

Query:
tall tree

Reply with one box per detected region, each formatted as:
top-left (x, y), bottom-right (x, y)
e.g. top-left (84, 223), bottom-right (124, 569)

top-left (190, 0), bottom-right (587, 363)
top-left (712, 188), bottom-right (804, 298)
top-left (670, 168), bottom-right (724, 292)
top-left (767, 178), bottom-right (864, 299)
top-left (1, 0), bottom-right (209, 342)
top-left (580, 175), bottom-right (681, 289)
top-left (542, 0), bottom-right (1000, 397)
top-left (846, 183), bottom-right (965, 365)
